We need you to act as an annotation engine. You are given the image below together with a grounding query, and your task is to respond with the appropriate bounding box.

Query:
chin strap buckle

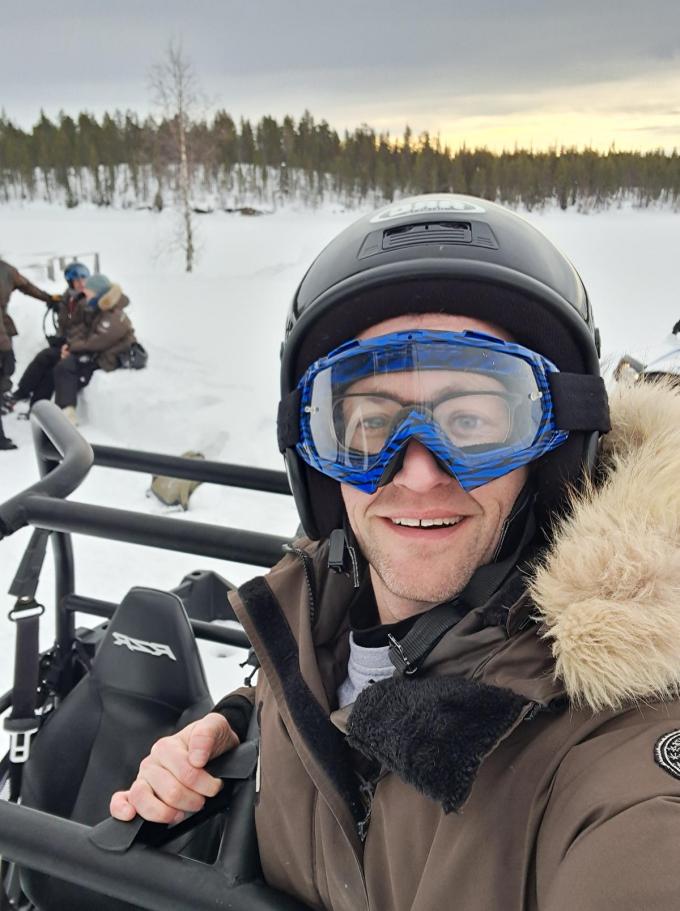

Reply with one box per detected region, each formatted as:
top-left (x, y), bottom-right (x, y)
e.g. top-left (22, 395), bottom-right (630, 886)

top-left (387, 600), bottom-right (470, 677)
top-left (387, 633), bottom-right (417, 676)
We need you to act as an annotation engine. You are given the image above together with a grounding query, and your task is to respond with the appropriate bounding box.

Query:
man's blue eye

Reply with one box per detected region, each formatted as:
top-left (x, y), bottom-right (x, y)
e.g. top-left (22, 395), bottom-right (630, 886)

top-left (450, 414), bottom-right (482, 431)
top-left (362, 415), bottom-right (388, 430)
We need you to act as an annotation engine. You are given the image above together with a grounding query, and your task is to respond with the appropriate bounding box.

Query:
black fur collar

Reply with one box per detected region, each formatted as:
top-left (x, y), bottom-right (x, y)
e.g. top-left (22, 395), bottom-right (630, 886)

top-left (346, 675), bottom-right (530, 813)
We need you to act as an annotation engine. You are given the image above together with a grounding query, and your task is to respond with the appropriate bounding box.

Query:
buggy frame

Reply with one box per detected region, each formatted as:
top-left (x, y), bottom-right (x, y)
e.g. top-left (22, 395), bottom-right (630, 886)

top-left (0, 401), bottom-right (310, 911)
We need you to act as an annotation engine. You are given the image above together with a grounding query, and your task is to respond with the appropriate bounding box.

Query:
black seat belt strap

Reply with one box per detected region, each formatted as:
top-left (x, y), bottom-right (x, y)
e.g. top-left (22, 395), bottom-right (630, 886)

top-left (3, 529), bottom-right (50, 797)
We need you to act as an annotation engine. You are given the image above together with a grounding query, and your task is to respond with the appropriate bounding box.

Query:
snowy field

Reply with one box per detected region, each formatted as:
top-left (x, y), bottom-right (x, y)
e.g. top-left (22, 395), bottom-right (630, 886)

top-left (1, 201), bottom-right (679, 752)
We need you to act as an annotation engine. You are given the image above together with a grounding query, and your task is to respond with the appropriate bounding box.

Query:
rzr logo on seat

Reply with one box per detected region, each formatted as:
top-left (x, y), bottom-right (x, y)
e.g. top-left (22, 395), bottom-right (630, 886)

top-left (112, 631), bottom-right (177, 661)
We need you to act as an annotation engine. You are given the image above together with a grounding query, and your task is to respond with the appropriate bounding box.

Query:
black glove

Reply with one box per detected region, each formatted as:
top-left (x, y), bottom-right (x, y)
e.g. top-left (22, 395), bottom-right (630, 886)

top-left (672, 319), bottom-right (680, 336)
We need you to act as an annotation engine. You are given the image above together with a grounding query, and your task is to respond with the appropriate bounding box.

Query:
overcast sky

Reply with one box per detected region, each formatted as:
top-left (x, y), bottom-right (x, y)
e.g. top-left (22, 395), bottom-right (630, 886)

top-left (3, 0), bottom-right (680, 151)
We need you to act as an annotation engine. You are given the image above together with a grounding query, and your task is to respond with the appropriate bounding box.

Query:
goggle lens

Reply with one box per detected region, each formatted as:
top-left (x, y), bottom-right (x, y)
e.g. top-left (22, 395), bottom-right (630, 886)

top-left (297, 331), bottom-right (566, 492)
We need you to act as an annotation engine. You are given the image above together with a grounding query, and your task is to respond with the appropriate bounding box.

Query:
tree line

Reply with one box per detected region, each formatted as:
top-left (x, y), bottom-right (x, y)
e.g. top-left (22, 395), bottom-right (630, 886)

top-left (1, 109), bottom-right (679, 211)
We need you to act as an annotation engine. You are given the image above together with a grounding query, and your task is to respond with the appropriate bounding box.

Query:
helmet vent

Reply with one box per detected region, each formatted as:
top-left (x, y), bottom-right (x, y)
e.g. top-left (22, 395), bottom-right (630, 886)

top-left (382, 221), bottom-right (472, 250)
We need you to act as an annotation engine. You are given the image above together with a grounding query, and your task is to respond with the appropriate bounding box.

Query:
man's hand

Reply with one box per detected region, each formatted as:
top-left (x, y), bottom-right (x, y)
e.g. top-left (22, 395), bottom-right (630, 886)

top-left (109, 712), bottom-right (239, 824)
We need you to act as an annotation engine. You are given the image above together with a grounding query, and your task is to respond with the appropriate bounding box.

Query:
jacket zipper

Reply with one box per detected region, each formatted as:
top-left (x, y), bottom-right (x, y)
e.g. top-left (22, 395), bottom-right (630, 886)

top-left (286, 545), bottom-right (372, 907)
top-left (356, 771), bottom-right (378, 843)
top-left (284, 544), bottom-right (318, 626)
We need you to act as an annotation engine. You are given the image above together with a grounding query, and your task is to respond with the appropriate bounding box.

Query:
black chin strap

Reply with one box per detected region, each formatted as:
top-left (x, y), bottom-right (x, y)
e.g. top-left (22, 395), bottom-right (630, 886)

top-left (328, 480), bottom-right (538, 670)
top-left (387, 485), bottom-right (538, 677)
top-left (328, 517), bottom-right (363, 589)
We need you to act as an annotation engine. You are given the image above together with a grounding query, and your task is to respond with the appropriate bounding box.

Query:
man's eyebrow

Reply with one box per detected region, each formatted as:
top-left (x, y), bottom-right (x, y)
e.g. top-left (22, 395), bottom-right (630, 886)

top-left (345, 377), bottom-right (506, 394)
top-left (342, 382), bottom-right (507, 404)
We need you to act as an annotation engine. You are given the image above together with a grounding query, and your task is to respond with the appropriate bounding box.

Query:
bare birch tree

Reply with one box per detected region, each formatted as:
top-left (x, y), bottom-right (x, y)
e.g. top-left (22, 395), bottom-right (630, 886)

top-left (149, 41), bottom-right (198, 272)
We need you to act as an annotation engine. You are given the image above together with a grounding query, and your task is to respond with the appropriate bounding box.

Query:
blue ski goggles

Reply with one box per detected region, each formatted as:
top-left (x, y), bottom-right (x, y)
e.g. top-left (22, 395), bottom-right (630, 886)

top-left (285, 330), bottom-right (571, 494)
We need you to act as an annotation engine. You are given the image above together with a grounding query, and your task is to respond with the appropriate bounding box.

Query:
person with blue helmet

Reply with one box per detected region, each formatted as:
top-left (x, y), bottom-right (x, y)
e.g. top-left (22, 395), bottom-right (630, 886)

top-left (63, 261), bottom-right (90, 285)
top-left (112, 195), bottom-right (680, 910)
top-left (6, 261), bottom-right (91, 414)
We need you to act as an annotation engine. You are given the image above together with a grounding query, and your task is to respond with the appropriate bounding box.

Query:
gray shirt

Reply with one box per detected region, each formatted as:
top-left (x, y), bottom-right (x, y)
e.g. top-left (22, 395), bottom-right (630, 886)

top-left (337, 632), bottom-right (395, 708)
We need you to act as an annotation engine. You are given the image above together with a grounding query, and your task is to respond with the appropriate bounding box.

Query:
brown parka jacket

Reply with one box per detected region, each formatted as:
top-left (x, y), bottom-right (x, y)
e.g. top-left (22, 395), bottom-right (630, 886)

top-left (0, 259), bottom-right (52, 352)
top-left (68, 283), bottom-right (136, 371)
top-left (220, 379), bottom-right (680, 911)
top-left (54, 289), bottom-right (88, 342)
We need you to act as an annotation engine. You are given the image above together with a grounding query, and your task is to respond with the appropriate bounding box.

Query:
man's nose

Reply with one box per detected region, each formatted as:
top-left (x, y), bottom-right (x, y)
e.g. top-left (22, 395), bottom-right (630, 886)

top-left (390, 439), bottom-right (461, 494)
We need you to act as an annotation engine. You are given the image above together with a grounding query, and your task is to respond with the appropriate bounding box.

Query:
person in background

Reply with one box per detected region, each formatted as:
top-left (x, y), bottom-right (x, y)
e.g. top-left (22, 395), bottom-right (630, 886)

top-left (0, 257), bottom-right (58, 416)
top-left (7, 262), bottom-right (91, 411)
top-left (54, 273), bottom-right (136, 424)
top-left (0, 411), bottom-right (16, 450)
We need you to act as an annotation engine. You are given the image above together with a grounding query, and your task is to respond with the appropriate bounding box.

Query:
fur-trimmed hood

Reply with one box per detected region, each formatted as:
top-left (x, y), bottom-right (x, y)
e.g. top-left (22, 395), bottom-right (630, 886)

top-left (97, 284), bottom-right (127, 311)
top-left (532, 378), bottom-right (680, 712)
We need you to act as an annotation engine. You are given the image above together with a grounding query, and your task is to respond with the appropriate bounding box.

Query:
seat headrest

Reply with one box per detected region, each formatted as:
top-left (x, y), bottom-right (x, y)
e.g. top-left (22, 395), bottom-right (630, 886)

top-left (92, 587), bottom-right (210, 710)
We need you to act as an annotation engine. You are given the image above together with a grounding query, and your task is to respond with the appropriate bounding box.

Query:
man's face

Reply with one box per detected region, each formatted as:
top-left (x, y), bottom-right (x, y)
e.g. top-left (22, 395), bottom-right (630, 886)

top-left (340, 313), bottom-right (528, 623)
top-left (72, 277), bottom-right (87, 294)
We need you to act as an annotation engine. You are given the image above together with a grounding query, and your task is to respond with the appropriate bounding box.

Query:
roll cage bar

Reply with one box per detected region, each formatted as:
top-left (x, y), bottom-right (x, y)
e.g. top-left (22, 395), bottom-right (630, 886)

top-left (0, 401), bottom-right (312, 911)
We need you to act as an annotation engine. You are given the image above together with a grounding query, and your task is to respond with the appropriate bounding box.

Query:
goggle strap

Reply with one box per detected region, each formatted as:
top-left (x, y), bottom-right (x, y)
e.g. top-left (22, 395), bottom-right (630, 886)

top-left (547, 374), bottom-right (610, 432)
top-left (277, 388), bottom-right (301, 452)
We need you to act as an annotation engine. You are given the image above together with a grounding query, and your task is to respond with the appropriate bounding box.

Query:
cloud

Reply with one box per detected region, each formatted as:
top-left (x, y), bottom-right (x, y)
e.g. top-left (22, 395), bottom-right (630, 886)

top-left (3, 0), bottom-right (680, 152)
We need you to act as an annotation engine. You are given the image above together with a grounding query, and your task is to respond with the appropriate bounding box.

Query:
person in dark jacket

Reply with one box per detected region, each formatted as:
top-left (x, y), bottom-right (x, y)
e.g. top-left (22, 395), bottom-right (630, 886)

top-left (54, 273), bottom-right (136, 424)
top-left (0, 411), bottom-right (16, 450)
top-left (8, 262), bottom-right (90, 410)
top-left (0, 257), bottom-right (56, 411)
top-left (111, 196), bottom-right (680, 911)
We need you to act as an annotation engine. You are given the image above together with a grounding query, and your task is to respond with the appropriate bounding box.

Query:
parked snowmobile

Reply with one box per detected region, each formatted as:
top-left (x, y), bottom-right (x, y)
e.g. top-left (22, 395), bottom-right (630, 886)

top-left (614, 332), bottom-right (680, 384)
top-left (0, 402), bottom-right (312, 911)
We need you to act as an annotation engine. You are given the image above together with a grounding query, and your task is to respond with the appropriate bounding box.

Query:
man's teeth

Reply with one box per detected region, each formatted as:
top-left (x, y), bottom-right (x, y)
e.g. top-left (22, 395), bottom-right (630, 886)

top-left (391, 517), bottom-right (463, 527)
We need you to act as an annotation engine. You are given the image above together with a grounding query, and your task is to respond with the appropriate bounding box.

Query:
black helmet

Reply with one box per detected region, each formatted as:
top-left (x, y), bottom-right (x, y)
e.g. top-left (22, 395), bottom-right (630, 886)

top-left (279, 194), bottom-right (609, 539)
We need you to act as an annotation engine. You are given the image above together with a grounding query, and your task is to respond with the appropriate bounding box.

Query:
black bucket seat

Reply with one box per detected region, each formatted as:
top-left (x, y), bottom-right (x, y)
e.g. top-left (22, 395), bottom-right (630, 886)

top-left (19, 587), bottom-right (216, 910)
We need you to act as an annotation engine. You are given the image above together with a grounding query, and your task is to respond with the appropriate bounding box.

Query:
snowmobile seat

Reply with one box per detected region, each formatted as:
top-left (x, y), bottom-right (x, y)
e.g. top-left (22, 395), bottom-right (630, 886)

top-left (18, 586), bottom-right (216, 911)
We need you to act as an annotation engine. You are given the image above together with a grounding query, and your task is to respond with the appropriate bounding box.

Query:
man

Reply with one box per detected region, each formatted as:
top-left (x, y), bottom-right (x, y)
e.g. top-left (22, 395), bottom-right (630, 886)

top-left (112, 195), bottom-right (680, 910)
top-left (0, 257), bottom-right (56, 411)
top-left (54, 272), bottom-right (136, 423)
top-left (8, 262), bottom-right (90, 411)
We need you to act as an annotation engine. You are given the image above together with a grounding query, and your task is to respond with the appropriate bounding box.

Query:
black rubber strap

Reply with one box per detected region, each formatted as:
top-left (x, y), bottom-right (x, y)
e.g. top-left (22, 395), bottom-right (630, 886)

top-left (277, 388), bottom-right (301, 452)
top-left (9, 529), bottom-right (50, 601)
top-left (90, 740), bottom-right (259, 854)
top-left (547, 373), bottom-right (610, 432)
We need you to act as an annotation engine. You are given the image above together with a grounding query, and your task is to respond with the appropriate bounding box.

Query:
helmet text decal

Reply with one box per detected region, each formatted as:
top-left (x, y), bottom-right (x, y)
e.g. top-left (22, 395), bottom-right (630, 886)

top-left (370, 196), bottom-right (486, 223)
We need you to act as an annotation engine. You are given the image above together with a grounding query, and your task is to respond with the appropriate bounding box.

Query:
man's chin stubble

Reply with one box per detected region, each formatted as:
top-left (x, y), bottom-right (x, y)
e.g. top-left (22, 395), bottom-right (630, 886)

top-left (368, 549), bottom-right (478, 607)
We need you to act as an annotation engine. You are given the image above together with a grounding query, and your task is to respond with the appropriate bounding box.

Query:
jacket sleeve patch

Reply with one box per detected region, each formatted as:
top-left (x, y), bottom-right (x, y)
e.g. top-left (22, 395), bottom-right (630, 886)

top-left (654, 730), bottom-right (680, 780)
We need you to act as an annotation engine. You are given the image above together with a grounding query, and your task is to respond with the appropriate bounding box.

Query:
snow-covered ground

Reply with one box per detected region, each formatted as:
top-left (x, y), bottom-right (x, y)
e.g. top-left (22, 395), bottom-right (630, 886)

top-left (1, 201), bottom-right (679, 753)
